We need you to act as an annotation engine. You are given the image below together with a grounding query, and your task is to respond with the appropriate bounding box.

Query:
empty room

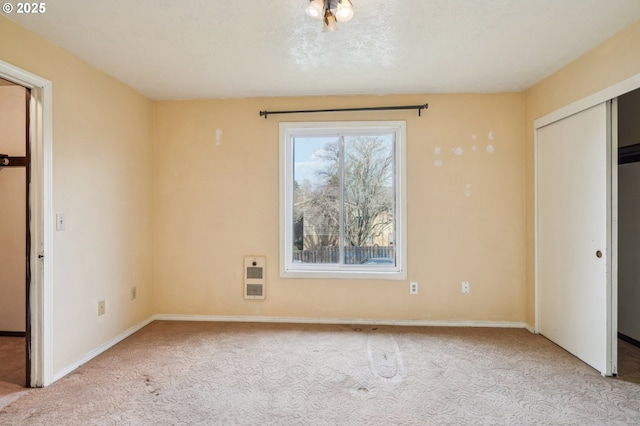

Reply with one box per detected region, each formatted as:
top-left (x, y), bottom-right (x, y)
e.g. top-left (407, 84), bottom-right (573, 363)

top-left (1, 1), bottom-right (640, 424)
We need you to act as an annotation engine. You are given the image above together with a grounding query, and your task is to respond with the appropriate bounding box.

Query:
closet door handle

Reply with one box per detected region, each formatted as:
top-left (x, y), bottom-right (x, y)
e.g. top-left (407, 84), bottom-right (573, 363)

top-left (0, 154), bottom-right (8, 166)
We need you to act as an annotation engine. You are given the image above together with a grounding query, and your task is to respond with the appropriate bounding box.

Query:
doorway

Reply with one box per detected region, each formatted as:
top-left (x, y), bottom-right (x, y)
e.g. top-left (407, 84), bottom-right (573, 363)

top-left (616, 87), bottom-right (640, 382)
top-left (0, 77), bottom-right (29, 389)
top-left (0, 58), bottom-right (52, 388)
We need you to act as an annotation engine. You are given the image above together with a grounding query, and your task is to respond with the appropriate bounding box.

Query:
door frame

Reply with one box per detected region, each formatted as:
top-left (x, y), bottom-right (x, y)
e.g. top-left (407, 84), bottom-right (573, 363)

top-left (0, 59), bottom-right (53, 387)
top-left (534, 72), bottom-right (640, 375)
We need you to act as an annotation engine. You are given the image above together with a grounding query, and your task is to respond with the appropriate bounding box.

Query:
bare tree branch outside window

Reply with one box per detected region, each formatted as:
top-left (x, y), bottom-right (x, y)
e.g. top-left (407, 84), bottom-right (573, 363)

top-left (293, 134), bottom-right (395, 264)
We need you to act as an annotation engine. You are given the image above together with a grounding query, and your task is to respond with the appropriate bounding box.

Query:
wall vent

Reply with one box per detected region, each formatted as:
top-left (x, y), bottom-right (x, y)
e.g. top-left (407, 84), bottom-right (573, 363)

top-left (244, 256), bottom-right (266, 299)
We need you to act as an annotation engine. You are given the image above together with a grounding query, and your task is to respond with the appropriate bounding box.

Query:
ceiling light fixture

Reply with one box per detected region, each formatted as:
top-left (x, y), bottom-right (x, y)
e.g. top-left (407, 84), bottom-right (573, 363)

top-left (306, 0), bottom-right (354, 31)
top-left (323, 7), bottom-right (338, 32)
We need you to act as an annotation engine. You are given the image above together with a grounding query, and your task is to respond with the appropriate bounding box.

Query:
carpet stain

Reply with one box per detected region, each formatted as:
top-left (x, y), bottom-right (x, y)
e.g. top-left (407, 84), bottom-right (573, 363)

top-left (367, 333), bottom-right (404, 382)
top-left (143, 374), bottom-right (160, 396)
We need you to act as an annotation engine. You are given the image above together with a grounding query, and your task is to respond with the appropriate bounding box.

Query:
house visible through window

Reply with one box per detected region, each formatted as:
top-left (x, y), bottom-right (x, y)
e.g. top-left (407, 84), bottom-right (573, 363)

top-left (280, 121), bottom-right (406, 279)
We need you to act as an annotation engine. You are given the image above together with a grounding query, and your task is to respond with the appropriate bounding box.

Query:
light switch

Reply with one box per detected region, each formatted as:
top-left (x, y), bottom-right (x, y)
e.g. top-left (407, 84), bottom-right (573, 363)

top-left (56, 213), bottom-right (65, 231)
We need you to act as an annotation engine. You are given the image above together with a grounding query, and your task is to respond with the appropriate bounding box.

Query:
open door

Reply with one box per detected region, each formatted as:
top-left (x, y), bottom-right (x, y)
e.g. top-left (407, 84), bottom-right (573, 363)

top-left (536, 101), bottom-right (617, 376)
top-left (0, 81), bottom-right (29, 387)
top-left (0, 59), bottom-right (54, 387)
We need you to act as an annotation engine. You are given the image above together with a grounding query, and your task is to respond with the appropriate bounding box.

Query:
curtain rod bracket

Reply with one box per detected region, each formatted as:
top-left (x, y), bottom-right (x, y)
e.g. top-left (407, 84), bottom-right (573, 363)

top-left (259, 103), bottom-right (428, 119)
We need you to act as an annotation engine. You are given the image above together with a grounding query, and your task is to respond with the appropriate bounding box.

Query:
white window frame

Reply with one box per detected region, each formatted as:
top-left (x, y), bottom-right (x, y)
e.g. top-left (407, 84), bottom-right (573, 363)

top-left (279, 121), bottom-right (407, 280)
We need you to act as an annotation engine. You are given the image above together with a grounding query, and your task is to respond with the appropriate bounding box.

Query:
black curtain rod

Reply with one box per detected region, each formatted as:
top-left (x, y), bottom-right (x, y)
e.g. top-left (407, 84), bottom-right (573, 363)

top-left (259, 103), bottom-right (428, 119)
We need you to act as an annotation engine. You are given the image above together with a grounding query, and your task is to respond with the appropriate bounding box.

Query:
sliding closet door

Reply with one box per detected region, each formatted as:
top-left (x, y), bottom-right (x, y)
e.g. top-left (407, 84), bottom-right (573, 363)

top-left (536, 101), bottom-right (616, 376)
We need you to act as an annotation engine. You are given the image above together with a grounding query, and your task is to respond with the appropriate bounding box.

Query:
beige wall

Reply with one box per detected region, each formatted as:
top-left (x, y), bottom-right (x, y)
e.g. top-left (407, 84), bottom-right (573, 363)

top-left (0, 16), bottom-right (155, 374)
top-left (0, 84), bottom-right (27, 332)
top-left (154, 93), bottom-right (526, 322)
top-left (524, 21), bottom-right (640, 325)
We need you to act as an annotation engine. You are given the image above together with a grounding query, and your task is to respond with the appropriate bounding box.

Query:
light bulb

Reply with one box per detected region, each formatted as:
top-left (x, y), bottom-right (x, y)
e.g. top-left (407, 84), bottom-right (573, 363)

top-left (305, 0), bottom-right (324, 19)
top-left (335, 0), bottom-right (353, 22)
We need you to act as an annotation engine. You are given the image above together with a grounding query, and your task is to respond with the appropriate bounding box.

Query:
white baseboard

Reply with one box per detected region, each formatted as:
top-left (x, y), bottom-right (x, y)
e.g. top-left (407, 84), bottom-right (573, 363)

top-left (153, 314), bottom-right (529, 329)
top-left (51, 316), bottom-right (154, 383)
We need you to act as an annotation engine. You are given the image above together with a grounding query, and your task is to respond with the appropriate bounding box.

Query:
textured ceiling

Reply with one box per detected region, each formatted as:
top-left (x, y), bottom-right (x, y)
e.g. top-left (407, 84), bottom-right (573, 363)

top-left (5, 0), bottom-right (640, 100)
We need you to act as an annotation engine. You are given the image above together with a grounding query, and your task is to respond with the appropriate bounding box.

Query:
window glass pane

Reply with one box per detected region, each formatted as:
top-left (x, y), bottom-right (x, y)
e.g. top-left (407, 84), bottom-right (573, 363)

top-left (343, 135), bottom-right (395, 265)
top-left (281, 121), bottom-right (405, 278)
top-left (292, 136), bottom-right (340, 264)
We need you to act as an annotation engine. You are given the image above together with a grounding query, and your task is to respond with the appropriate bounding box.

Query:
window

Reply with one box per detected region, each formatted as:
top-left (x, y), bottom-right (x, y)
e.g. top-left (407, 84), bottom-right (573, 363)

top-left (280, 121), bottom-right (406, 279)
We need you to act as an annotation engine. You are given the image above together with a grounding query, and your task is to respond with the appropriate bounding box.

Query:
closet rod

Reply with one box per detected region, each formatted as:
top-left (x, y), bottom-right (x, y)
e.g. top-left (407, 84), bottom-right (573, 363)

top-left (259, 103), bottom-right (428, 119)
top-left (0, 154), bottom-right (26, 168)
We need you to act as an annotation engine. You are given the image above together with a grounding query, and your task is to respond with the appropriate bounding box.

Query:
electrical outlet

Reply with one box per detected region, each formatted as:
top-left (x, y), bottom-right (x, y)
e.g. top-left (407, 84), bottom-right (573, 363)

top-left (410, 281), bottom-right (419, 295)
top-left (131, 286), bottom-right (137, 301)
top-left (98, 300), bottom-right (106, 316)
top-left (462, 281), bottom-right (470, 294)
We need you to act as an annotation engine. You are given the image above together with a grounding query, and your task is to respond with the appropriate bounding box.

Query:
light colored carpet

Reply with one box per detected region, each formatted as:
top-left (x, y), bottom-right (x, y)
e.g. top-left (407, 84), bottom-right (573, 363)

top-left (0, 336), bottom-right (27, 412)
top-left (619, 337), bottom-right (640, 384)
top-left (0, 337), bottom-right (25, 387)
top-left (1, 321), bottom-right (640, 425)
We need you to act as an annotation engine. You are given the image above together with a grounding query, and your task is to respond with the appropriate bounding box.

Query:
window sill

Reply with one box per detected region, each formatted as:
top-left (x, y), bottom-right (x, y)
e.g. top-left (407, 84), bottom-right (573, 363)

top-left (280, 268), bottom-right (407, 280)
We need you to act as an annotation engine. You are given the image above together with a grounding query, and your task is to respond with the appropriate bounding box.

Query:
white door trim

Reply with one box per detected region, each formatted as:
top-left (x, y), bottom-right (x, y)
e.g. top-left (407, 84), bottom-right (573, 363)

top-left (609, 98), bottom-right (619, 376)
top-left (0, 59), bottom-right (53, 387)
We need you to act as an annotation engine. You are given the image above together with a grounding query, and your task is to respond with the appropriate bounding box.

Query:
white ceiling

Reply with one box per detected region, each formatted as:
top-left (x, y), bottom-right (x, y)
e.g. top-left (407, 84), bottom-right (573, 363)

top-left (5, 0), bottom-right (640, 100)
